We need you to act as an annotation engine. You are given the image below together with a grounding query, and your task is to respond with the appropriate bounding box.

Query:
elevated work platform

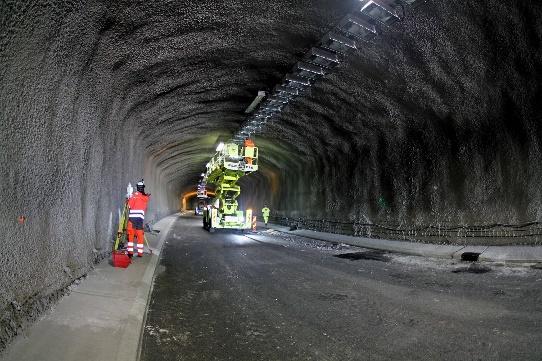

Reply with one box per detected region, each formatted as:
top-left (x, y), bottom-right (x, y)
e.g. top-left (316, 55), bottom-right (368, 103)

top-left (202, 141), bottom-right (259, 231)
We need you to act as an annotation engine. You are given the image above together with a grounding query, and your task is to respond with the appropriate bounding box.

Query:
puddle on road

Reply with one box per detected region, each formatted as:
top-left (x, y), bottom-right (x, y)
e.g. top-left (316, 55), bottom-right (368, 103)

top-left (451, 264), bottom-right (491, 274)
top-left (334, 250), bottom-right (390, 262)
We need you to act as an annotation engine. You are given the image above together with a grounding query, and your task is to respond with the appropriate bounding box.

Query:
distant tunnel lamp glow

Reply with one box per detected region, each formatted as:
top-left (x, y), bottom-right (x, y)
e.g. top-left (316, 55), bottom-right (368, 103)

top-left (181, 190), bottom-right (216, 210)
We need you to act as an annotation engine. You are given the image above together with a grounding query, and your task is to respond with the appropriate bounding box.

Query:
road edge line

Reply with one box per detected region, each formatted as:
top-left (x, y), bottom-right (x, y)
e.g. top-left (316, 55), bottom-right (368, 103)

top-left (114, 214), bottom-right (178, 361)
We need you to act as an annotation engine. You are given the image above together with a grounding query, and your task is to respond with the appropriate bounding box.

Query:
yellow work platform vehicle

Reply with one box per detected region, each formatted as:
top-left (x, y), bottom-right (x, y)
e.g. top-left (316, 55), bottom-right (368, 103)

top-left (202, 140), bottom-right (258, 232)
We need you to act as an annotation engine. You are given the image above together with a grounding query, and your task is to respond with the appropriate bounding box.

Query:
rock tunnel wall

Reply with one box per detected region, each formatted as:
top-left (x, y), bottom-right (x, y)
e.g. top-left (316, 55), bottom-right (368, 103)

top-left (248, 1), bottom-right (542, 245)
top-left (0, 1), bottom-right (176, 349)
top-left (1, 0), bottom-right (541, 351)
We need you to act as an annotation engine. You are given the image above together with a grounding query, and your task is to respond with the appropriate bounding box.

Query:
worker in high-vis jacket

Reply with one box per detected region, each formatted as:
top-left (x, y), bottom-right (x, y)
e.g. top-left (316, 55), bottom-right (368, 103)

top-left (244, 138), bottom-right (256, 165)
top-left (262, 206), bottom-right (270, 225)
top-left (127, 180), bottom-right (150, 257)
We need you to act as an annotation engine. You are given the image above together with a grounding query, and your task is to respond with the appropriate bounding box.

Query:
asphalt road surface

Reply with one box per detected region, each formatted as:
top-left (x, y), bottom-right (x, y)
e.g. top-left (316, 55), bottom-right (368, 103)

top-left (141, 216), bottom-right (542, 361)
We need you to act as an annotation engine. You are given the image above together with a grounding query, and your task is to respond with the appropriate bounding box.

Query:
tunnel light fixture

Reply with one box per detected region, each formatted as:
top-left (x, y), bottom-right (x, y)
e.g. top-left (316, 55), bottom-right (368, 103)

top-left (245, 124), bottom-right (259, 130)
top-left (273, 92), bottom-right (295, 102)
top-left (216, 142), bottom-right (225, 152)
top-left (272, 89), bottom-right (296, 101)
top-left (258, 112), bottom-right (277, 120)
top-left (285, 74), bottom-right (311, 86)
top-left (229, 0), bottom-right (420, 146)
top-left (292, 61), bottom-right (326, 80)
top-left (320, 31), bottom-right (357, 53)
top-left (273, 93), bottom-right (291, 103)
top-left (359, 0), bottom-right (402, 26)
top-left (262, 99), bottom-right (285, 110)
top-left (260, 107), bottom-right (279, 115)
top-left (267, 103), bottom-right (285, 111)
top-left (274, 85), bottom-right (299, 96)
top-left (268, 96), bottom-right (289, 104)
top-left (254, 112), bottom-right (271, 119)
top-left (280, 82), bottom-right (307, 95)
top-left (303, 47), bottom-right (339, 68)
top-left (400, 0), bottom-right (423, 7)
top-left (284, 75), bottom-right (311, 90)
top-left (338, 14), bottom-right (377, 40)
top-left (244, 91), bottom-right (266, 114)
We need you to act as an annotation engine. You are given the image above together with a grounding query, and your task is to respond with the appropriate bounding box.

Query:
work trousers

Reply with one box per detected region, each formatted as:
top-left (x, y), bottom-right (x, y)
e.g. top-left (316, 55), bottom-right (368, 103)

top-left (127, 218), bottom-right (144, 256)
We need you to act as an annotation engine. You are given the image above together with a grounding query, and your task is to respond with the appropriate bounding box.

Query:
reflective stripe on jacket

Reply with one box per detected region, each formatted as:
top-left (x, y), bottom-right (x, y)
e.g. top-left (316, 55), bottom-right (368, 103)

top-left (128, 191), bottom-right (150, 219)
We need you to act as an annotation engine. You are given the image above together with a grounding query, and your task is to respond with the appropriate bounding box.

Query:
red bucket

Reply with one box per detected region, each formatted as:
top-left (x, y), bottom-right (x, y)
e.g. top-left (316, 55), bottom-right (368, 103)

top-left (112, 250), bottom-right (131, 268)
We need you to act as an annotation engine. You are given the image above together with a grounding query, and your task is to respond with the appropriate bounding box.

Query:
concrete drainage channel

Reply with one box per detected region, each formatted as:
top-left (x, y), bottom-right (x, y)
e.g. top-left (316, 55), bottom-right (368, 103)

top-left (258, 223), bottom-right (542, 266)
top-left (254, 226), bottom-right (542, 276)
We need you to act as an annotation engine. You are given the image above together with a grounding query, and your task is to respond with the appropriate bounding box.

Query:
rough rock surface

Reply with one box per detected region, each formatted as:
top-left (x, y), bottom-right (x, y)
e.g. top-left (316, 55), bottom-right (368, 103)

top-left (0, 0), bottom-right (541, 351)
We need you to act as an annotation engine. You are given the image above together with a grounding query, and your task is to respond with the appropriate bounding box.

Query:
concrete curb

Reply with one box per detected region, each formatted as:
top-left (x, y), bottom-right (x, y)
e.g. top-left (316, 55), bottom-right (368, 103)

top-left (115, 214), bottom-right (178, 361)
top-left (258, 222), bottom-right (542, 263)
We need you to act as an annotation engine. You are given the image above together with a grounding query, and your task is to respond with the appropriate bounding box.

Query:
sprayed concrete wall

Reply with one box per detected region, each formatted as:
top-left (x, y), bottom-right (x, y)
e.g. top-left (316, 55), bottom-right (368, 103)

top-left (0, 1), bottom-right (176, 349)
top-left (255, 1), bottom-right (542, 244)
top-left (1, 0), bottom-right (541, 351)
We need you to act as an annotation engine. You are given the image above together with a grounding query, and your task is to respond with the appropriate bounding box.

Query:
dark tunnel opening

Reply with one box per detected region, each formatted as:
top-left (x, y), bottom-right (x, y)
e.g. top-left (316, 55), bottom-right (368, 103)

top-left (1, 0), bottom-right (542, 354)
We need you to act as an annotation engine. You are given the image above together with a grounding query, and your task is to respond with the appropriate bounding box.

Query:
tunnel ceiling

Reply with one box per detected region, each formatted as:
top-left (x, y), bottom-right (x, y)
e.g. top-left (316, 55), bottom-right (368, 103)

top-left (1, 0), bottom-right (354, 194)
top-left (2, 0), bottom-right (542, 219)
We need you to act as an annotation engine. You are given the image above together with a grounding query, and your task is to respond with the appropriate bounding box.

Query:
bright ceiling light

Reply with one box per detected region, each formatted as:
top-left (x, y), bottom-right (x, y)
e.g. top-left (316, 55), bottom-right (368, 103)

top-left (359, 0), bottom-right (402, 25)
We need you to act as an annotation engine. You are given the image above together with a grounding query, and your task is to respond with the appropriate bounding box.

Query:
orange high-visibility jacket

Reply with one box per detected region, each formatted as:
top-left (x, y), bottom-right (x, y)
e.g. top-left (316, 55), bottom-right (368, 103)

top-left (244, 139), bottom-right (255, 147)
top-left (128, 191), bottom-right (150, 219)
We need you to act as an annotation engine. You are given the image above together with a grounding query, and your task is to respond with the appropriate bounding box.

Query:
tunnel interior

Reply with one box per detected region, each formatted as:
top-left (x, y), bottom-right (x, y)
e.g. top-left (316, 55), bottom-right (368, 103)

top-left (1, 0), bottom-right (542, 351)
